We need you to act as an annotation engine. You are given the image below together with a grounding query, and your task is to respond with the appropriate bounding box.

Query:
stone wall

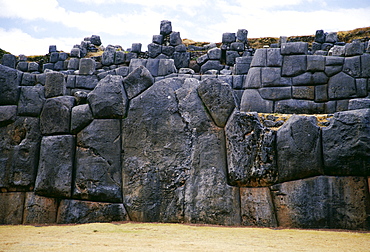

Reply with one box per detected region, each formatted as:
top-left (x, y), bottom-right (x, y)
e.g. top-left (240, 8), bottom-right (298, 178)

top-left (0, 21), bottom-right (370, 229)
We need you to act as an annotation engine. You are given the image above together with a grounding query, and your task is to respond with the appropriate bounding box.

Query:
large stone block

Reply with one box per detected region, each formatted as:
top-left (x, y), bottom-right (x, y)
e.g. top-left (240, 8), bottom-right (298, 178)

top-left (197, 78), bottom-right (236, 127)
top-left (128, 58), bottom-right (147, 73)
top-left (87, 75), bottom-right (128, 119)
top-left (200, 60), bottom-right (224, 74)
top-left (146, 58), bottom-right (160, 77)
top-left (307, 55), bottom-right (325, 72)
top-left (101, 46), bottom-right (115, 66)
top-left (0, 105), bottom-right (16, 126)
top-left (1, 54), bottom-right (16, 68)
top-left (250, 49), bottom-right (267, 67)
top-left (262, 67), bottom-right (290, 87)
top-left (243, 67), bottom-right (261, 88)
top-left (57, 199), bottom-right (128, 224)
top-left (292, 86), bottom-right (315, 100)
top-left (0, 65), bottom-right (22, 105)
top-left (123, 65), bottom-right (154, 100)
top-left (225, 111), bottom-right (277, 187)
top-left (173, 52), bottom-right (190, 69)
top-left (237, 29), bottom-right (248, 43)
top-left (277, 115), bottom-right (323, 182)
top-left (158, 59), bottom-right (177, 76)
top-left (361, 53), bottom-right (370, 77)
top-left (21, 73), bottom-right (36, 86)
top-left (222, 32), bottom-right (236, 44)
top-left (275, 99), bottom-right (325, 114)
top-left (328, 72), bottom-right (356, 99)
top-left (240, 89), bottom-right (274, 113)
top-left (343, 56), bottom-right (361, 77)
top-left (271, 176), bottom-right (370, 229)
top-left (160, 20), bottom-right (172, 36)
top-left (322, 109), bottom-right (370, 175)
top-left (114, 51), bottom-right (126, 65)
top-left (280, 42), bottom-right (308, 55)
top-left (71, 104), bottom-right (93, 134)
top-left (282, 55), bottom-right (307, 77)
top-left (348, 99), bottom-right (370, 110)
top-left (240, 187), bottom-right (277, 227)
top-left (226, 51), bottom-right (239, 66)
top-left (79, 58), bottom-right (96, 75)
top-left (148, 43), bottom-right (162, 58)
top-left (45, 72), bottom-right (65, 98)
top-left (75, 75), bottom-right (99, 90)
top-left (345, 42), bottom-right (364, 56)
top-left (267, 48), bottom-right (283, 67)
top-left (35, 135), bottom-right (75, 198)
top-left (0, 192), bottom-right (25, 224)
top-left (207, 48), bottom-right (220, 60)
top-left (170, 32), bottom-right (182, 46)
top-left (74, 119), bottom-right (122, 202)
top-left (23, 192), bottom-right (58, 224)
top-left (40, 96), bottom-right (75, 135)
top-left (259, 87), bottom-right (291, 100)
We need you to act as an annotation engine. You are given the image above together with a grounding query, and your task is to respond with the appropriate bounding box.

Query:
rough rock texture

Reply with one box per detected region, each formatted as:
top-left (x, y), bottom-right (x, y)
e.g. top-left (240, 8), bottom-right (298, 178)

top-left (322, 109), bottom-right (370, 175)
top-left (277, 115), bottom-right (323, 182)
top-left (74, 119), bottom-right (122, 202)
top-left (23, 192), bottom-right (58, 224)
top-left (197, 78), bottom-right (236, 127)
top-left (71, 104), bottom-right (93, 134)
top-left (0, 65), bottom-right (22, 105)
top-left (57, 199), bottom-right (128, 224)
top-left (87, 75), bottom-right (128, 119)
top-left (123, 65), bottom-right (154, 99)
top-left (271, 176), bottom-right (370, 229)
top-left (0, 192), bottom-right (25, 224)
top-left (225, 111), bottom-right (277, 187)
top-left (34, 135), bottom-right (75, 198)
top-left (18, 85), bottom-right (45, 116)
top-left (45, 72), bottom-right (66, 98)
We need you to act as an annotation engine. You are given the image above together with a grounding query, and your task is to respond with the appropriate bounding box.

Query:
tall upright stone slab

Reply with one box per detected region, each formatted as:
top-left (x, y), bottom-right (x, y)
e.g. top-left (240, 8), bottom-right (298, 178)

top-left (0, 65), bottom-right (22, 105)
top-left (45, 72), bottom-right (65, 98)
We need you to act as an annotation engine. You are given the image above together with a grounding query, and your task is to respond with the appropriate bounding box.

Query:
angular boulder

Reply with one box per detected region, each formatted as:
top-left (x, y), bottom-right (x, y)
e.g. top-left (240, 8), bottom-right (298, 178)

top-left (0, 65), bottom-right (22, 105)
top-left (123, 65), bottom-right (154, 99)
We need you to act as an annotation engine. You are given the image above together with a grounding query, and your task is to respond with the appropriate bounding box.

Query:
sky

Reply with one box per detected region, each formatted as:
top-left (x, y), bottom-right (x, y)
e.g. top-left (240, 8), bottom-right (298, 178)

top-left (0, 0), bottom-right (369, 56)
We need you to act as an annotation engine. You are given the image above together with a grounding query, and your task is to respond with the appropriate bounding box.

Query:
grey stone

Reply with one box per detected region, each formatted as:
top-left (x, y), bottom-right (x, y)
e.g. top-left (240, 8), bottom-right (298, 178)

top-left (280, 42), bottom-right (308, 55)
top-left (325, 32), bottom-right (338, 43)
top-left (87, 75), bottom-right (128, 118)
top-left (226, 51), bottom-right (239, 66)
top-left (356, 78), bottom-right (368, 97)
top-left (234, 63), bottom-right (250, 75)
top-left (58, 52), bottom-right (68, 61)
top-left (71, 104), bottom-right (93, 134)
top-left (271, 176), bottom-right (370, 229)
top-left (225, 111), bottom-right (277, 186)
top-left (42, 63), bottom-right (54, 72)
top-left (329, 45), bottom-right (345, 56)
top-left (237, 29), bottom-right (248, 43)
top-left (345, 42), bottom-right (364, 56)
top-left (343, 56), bottom-right (361, 77)
top-left (349, 99), bottom-right (370, 110)
top-left (131, 43), bottom-right (142, 53)
top-left (312, 42), bottom-right (322, 52)
top-left (222, 33), bottom-right (236, 44)
top-left (146, 59), bottom-right (160, 77)
top-left (66, 75), bottom-right (75, 88)
top-left (197, 78), bottom-right (236, 127)
top-left (361, 54), bottom-right (370, 77)
top-left (123, 65), bottom-right (154, 99)
top-left (275, 99), bottom-right (325, 114)
top-left (67, 58), bottom-right (79, 70)
top-left (34, 135), bottom-right (75, 198)
top-left (90, 35), bottom-right (101, 46)
top-left (156, 53), bottom-right (169, 59)
top-left (292, 86), bottom-right (315, 100)
top-left (312, 72), bottom-right (329, 84)
top-left (178, 68), bottom-right (195, 74)
top-left (124, 52), bottom-right (137, 64)
top-left (75, 75), bottom-right (99, 89)
top-left (243, 67), bottom-right (261, 88)
top-left (262, 67), bottom-right (290, 87)
top-left (44, 71), bottom-right (65, 98)
top-left (208, 48), bottom-right (221, 60)
top-left (53, 61), bottom-right (64, 71)
top-left (162, 46), bottom-right (175, 56)
top-left (282, 55), bottom-right (307, 77)
top-left (70, 48), bottom-right (81, 58)
top-left (173, 52), bottom-right (190, 69)
top-left (79, 58), bottom-right (96, 75)
top-left (236, 56), bottom-right (253, 64)
top-left (23, 192), bottom-right (58, 224)
top-left (232, 75), bottom-right (243, 89)
top-left (74, 119), bottom-right (122, 202)
top-left (328, 72), bottom-right (356, 99)
top-left (277, 115), bottom-right (323, 182)
top-left (322, 109), bottom-right (370, 175)
top-left (49, 52), bottom-right (59, 63)
top-left (40, 96), bottom-right (75, 135)
top-left (240, 187), bottom-right (277, 227)
top-left (170, 32), bottom-right (182, 46)
top-left (114, 66), bottom-right (129, 77)
top-left (0, 193), bottom-right (25, 224)
top-left (153, 34), bottom-right (163, 44)
top-left (0, 105), bottom-right (17, 125)
top-left (267, 48), bottom-right (283, 67)
top-left (259, 87), bottom-right (291, 100)
top-left (325, 65), bottom-right (342, 77)
top-left (28, 62), bottom-right (39, 72)
top-left (160, 20), bottom-right (172, 36)
top-left (175, 44), bottom-right (186, 52)
top-left (315, 84), bottom-right (328, 102)
top-left (315, 30), bottom-right (325, 43)
top-left (230, 42), bottom-right (245, 52)
top-left (307, 55), bottom-right (325, 72)
top-left (114, 51), bottom-right (126, 65)
top-left (200, 60), bottom-right (224, 74)
top-left (220, 69), bottom-right (232, 75)
top-left (240, 89), bottom-right (274, 113)
top-left (196, 54), bottom-right (209, 65)
top-left (0, 65), bottom-right (22, 105)
top-left (2, 54), bottom-right (16, 69)
top-left (336, 99), bottom-right (349, 111)
top-left (16, 62), bottom-right (28, 72)
top-left (128, 58), bottom-right (147, 73)
top-left (101, 45), bottom-right (115, 66)
top-left (148, 43), bottom-right (162, 58)
top-left (20, 73), bottom-right (36, 86)
top-left (49, 45), bottom-right (57, 53)
top-left (18, 85), bottom-right (45, 116)
top-left (57, 199), bottom-right (128, 224)
top-left (158, 59), bottom-right (177, 76)
top-left (36, 73), bottom-right (46, 85)
top-left (251, 49), bottom-right (267, 67)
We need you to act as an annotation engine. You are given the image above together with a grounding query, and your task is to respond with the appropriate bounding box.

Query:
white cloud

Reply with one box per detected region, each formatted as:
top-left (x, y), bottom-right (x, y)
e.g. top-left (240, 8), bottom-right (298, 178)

top-left (0, 28), bottom-right (78, 55)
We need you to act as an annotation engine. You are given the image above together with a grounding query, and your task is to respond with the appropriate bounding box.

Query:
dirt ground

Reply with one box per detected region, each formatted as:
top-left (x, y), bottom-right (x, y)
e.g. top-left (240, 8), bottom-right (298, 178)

top-left (0, 222), bottom-right (369, 252)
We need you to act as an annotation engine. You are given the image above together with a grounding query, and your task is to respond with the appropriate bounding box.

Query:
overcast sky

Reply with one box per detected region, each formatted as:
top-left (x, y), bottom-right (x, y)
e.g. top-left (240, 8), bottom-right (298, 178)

top-left (1, 0), bottom-right (369, 56)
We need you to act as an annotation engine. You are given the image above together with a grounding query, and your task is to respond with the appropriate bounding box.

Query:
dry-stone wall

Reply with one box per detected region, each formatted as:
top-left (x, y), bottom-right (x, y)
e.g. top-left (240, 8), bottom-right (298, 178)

top-left (0, 21), bottom-right (370, 229)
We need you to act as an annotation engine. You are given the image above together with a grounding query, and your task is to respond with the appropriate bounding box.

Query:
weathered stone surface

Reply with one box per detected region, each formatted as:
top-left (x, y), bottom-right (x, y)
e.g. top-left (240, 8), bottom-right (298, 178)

top-left (277, 115), bottom-right (323, 182)
top-left (361, 53), bottom-right (370, 77)
top-left (356, 78), bottom-right (368, 97)
top-left (148, 43), bottom-right (162, 58)
top-left (173, 52), bottom-right (190, 69)
top-left (200, 60), bottom-right (224, 74)
top-left (240, 187), bottom-right (277, 227)
top-left (222, 33), bottom-right (236, 44)
top-left (0, 192), bottom-right (25, 224)
top-left (328, 72), bottom-right (356, 99)
top-left (259, 87), bottom-right (291, 100)
top-left (348, 99), bottom-right (370, 110)
top-left (0, 105), bottom-right (17, 126)
top-left (197, 78), bottom-right (236, 127)
top-left (225, 111), bottom-right (277, 187)
top-left (23, 192), bottom-right (58, 224)
top-left (326, 32), bottom-right (338, 43)
top-left (1, 54), bottom-right (16, 68)
top-left (271, 176), bottom-right (370, 229)
top-left (275, 99), bottom-right (325, 114)
top-left (170, 32), bottom-right (182, 46)
top-left (292, 86), bottom-right (315, 100)
top-left (240, 89), bottom-right (274, 113)
top-left (146, 58), bottom-right (159, 77)
top-left (101, 46), bottom-right (115, 66)
top-left (237, 29), bottom-right (248, 43)
top-left (267, 48), bottom-right (283, 67)
top-left (322, 109), bottom-right (370, 175)
top-left (282, 55), bottom-right (307, 77)
top-left (325, 65), bottom-right (342, 77)
top-left (158, 59), bottom-right (177, 76)
top-left (79, 58), bottom-right (96, 75)
top-left (75, 75), bottom-right (99, 89)
top-left (343, 56), bottom-right (361, 77)
top-left (226, 51), bottom-right (239, 66)
top-left (315, 84), bottom-right (328, 102)
top-left (345, 42), bottom-right (364, 56)
top-left (74, 119), bottom-right (122, 202)
top-left (21, 73), bottom-right (36, 86)
top-left (152, 34), bottom-right (163, 44)
top-left (315, 30), bottom-right (325, 43)
top-left (243, 67), bottom-right (261, 88)
top-left (131, 43), bottom-right (142, 53)
top-left (57, 199), bottom-right (128, 224)
top-left (123, 65), bottom-right (154, 99)
top-left (307, 55), bottom-right (325, 72)
top-left (160, 20), bottom-right (172, 35)
top-left (40, 96), bottom-right (75, 135)
top-left (0, 65), bottom-right (22, 105)
top-left (35, 135), bottom-right (75, 198)
top-left (262, 67), bottom-right (290, 87)
top-left (234, 63), bottom-right (250, 75)
top-left (71, 104), bottom-right (93, 134)
top-left (280, 42), bottom-right (308, 55)
top-left (208, 48), bottom-right (221, 60)
top-left (114, 51), bottom-right (126, 65)
top-left (87, 75), bottom-right (128, 119)
top-left (230, 42), bottom-right (245, 52)
top-left (45, 72), bottom-right (65, 98)
top-left (250, 49), bottom-right (267, 67)
top-left (67, 58), bottom-right (79, 70)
